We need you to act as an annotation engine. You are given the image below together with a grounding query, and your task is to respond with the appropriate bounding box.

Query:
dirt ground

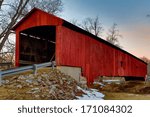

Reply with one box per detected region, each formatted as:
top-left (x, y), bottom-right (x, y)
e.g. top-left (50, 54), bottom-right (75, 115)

top-left (91, 81), bottom-right (150, 100)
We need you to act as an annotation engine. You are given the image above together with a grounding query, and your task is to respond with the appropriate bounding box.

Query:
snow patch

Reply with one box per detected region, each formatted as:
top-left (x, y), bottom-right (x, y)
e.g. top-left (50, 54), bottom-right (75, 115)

top-left (93, 82), bottom-right (105, 86)
top-left (76, 86), bottom-right (104, 100)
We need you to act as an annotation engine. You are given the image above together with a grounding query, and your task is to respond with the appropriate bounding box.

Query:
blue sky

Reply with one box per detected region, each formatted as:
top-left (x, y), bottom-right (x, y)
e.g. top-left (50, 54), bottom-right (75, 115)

top-left (61, 0), bottom-right (150, 58)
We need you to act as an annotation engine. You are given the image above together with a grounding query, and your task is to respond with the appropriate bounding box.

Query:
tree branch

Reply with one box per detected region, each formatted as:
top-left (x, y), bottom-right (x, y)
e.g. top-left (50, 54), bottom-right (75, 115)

top-left (0, 0), bottom-right (29, 51)
top-left (0, 0), bottom-right (4, 9)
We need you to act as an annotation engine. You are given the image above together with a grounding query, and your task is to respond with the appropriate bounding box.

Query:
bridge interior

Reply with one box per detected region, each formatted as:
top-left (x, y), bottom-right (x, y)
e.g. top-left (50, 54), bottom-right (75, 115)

top-left (19, 26), bottom-right (56, 65)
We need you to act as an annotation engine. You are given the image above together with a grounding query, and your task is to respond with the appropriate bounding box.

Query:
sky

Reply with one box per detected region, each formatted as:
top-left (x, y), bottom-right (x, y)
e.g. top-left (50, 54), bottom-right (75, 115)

top-left (61, 0), bottom-right (150, 59)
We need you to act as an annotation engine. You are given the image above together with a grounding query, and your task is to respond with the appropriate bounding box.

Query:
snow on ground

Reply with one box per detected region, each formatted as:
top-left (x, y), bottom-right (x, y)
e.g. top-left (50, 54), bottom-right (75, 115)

top-left (102, 80), bottom-right (121, 84)
top-left (93, 82), bottom-right (105, 86)
top-left (76, 86), bottom-right (104, 100)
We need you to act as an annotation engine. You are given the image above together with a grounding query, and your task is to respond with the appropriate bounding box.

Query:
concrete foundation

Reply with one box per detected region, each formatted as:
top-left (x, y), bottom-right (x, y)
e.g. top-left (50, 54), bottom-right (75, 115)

top-left (57, 66), bottom-right (82, 82)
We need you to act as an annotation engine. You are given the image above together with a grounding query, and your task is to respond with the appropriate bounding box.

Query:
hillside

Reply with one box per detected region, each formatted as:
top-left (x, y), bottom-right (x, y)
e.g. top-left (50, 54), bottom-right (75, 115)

top-left (0, 68), bottom-right (105, 100)
top-left (0, 68), bottom-right (78, 100)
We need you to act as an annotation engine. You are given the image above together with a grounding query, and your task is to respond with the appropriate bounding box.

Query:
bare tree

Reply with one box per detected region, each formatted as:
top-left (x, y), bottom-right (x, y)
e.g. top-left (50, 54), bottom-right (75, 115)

top-left (0, 0), bottom-right (30, 51)
top-left (106, 23), bottom-right (122, 48)
top-left (0, 0), bottom-right (63, 44)
top-left (27, 0), bottom-right (63, 15)
top-left (81, 16), bottom-right (103, 37)
top-left (140, 56), bottom-right (150, 63)
top-left (70, 19), bottom-right (79, 26)
top-left (0, 0), bottom-right (63, 66)
top-left (0, 38), bottom-right (15, 68)
top-left (0, 0), bottom-right (63, 51)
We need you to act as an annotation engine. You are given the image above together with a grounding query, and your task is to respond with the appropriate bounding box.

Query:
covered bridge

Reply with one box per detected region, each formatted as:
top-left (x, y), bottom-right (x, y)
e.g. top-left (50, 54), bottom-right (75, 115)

top-left (12, 8), bottom-right (147, 84)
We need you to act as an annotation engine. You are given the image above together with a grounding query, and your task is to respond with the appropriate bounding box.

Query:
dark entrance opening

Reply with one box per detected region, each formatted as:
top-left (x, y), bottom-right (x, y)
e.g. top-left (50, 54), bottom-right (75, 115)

top-left (19, 26), bottom-right (56, 65)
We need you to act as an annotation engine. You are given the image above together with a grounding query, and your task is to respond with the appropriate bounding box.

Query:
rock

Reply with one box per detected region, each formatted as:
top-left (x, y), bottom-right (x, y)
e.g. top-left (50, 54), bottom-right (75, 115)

top-left (34, 95), bottom-right (40, 98)
top-left (71, 92), bottom-right (75, 97)
top-left (59, 79), bottom-right (63, 85)
top-left (49, 85), bottom-right (57, 91)
top-left (37, 77), bottom-right (42, 82)
top-left (18, 75), bottom-right (26, 80)
top-left (28, 74), bottom-right (34, 79)
top-left (27, 87), bottom-right (40, 94)
top-left (79, 76), bottom-right (87, 89)
top-left (32, 81), bottom-right (39, 86)
top-left (26, 79), bottom-right (33, 84)
top-left (16, 84), bottom-right (23, 89)
top-left (62, 77), bottom-right (67, 81)
top-left (4, 80), bottom-right (10, 84)
top-left (58, 90), bottom-right (64, 94)
top-left (29, 85), bottom-right (34, 88)
top-left (41, 74), bottom-right (49, 78)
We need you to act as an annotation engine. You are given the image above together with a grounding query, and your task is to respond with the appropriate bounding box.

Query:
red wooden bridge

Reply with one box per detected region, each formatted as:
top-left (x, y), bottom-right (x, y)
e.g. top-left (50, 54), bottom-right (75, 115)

top-left (12, 8), bottom-right (147, 84)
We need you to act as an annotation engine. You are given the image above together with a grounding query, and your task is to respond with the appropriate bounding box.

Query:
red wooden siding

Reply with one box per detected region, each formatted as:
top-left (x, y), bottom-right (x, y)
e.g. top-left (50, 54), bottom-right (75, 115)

top-left (56, 26), bottom-right (147, 83)
top-left (13, 9), bottom-right (63, 32)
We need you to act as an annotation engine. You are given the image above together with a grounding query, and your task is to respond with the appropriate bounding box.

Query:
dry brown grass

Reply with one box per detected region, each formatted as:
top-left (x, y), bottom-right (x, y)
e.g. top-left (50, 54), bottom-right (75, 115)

top-left (102, 91), bottom-right (150, 100)
top-left (100, 81), bottom-right (150, 94)
top-left (91, 81), bottom-right (150, 100)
